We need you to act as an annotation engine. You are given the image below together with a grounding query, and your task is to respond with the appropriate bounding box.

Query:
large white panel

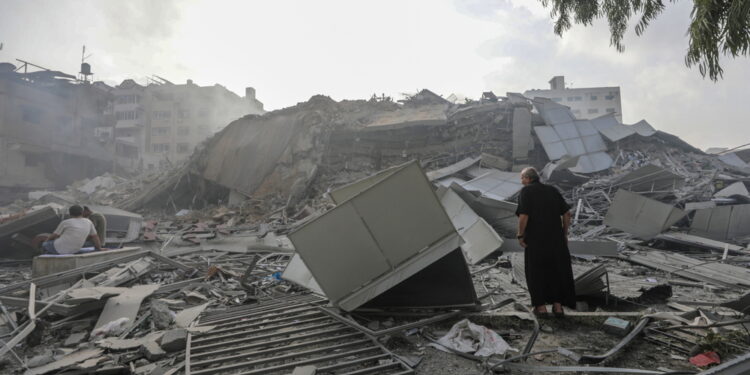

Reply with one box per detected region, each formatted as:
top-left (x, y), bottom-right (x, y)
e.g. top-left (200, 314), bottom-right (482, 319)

top-left (534, 126), bottom-right (560, 144)
top-left (354, 164), bottom-right (455, 265)
top-left (555, 122), bottom-right (579, 140)
top-left (562, 138), bottom-right (586, 156)
top-left (290, 202), bottom-right (390, 302)
top-left (582, 134), bottom-right (607, 153)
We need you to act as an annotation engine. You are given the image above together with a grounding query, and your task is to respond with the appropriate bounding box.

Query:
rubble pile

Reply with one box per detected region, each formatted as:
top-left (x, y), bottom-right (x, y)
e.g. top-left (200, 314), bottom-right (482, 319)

top-left (0, 91), bottom-right (749, 374)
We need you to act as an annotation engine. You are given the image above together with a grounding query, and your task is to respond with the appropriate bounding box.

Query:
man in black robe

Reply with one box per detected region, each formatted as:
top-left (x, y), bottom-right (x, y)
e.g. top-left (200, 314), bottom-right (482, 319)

top-left (515, 167), bottom-right (576, 316)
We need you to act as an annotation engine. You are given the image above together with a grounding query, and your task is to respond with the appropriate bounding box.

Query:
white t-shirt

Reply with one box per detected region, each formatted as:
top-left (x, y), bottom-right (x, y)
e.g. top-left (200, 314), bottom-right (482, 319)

top-left (53, 218), bottom-right (97, 254)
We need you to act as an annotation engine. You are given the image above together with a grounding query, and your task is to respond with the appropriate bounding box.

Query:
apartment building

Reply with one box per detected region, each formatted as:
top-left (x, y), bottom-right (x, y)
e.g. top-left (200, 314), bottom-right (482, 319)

top-left (524, 76), bottom-right (622, 122)
top-left (113, 79), bottom-right (264, 171)
top-left (0, 61), bottom-right (114, 195)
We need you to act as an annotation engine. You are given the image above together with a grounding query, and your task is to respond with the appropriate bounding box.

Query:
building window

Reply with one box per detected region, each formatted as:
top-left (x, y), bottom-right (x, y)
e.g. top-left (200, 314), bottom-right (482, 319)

top-left (605, 95), bottom-right (615, 100)
top-left (551, 97), bottom-right (562, 103)
top-left (152, 127), bottom-right (169, 136)
top-left (24, 153), bottom-right (44, 167)
top-left (587, 108), bottom-right (599, 114)
top-left (153, 110), bottom-right (171, 120)
top-left (606, 108), bottom-right (616, 113)
top-left (590, 95), bottom-right (597, 100)
top-left (572, 109), bottom-right (581, 115)
top-left (177, 143), bottom-right (191, 153)
top-left (566, 96), bottom-right (575, 101)
top-left (177, 127), bottom-right (190, 136)
top-left (574, 96), bottom-right (582, 101)
top-left (152, 143), bottom-right (170, 153)
top-left (153, 92), bottom-right (174, 101)
top-left (22, 106), bottom-right (43, 124)
top-left (116, 94), bottom-right (140, 104)
top-left (178, 110), bottom-right (190, 119)
top-left (116, 111), bottom-right (139, 121)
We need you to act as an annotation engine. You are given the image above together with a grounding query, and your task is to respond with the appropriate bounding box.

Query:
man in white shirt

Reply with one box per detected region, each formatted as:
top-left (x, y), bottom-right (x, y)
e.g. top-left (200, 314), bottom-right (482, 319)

top-left (42, 205), bottom-right (103, 255)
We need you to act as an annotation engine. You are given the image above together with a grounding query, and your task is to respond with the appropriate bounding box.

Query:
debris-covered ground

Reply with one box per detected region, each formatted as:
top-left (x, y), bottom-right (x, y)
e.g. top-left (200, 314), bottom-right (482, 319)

top-left (0, 91), bottom-right (749, 374)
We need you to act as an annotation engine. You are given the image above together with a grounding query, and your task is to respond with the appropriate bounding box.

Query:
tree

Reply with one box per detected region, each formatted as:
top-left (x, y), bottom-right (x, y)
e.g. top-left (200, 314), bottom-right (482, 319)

top-left (539, 0), bottom-right (750, 81)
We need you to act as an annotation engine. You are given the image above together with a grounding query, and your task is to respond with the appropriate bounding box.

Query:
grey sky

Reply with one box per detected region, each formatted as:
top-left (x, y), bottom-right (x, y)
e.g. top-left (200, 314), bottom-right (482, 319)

top-left (1, 0), bottom-right (747, 150)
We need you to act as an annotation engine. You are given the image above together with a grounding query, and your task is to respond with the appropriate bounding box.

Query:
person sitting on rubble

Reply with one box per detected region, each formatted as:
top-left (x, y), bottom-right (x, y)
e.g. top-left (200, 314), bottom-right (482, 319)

top-left (41, 205), bottom-right (103, 255)
top-left (82, 206), bottom-right (107, 248)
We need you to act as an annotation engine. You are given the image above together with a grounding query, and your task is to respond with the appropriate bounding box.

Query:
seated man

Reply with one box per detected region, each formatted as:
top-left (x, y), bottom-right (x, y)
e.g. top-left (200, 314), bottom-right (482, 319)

top-left (82, 206), bottom-right (107, 248)
top-left (42, 205), bottom-right (103, 255)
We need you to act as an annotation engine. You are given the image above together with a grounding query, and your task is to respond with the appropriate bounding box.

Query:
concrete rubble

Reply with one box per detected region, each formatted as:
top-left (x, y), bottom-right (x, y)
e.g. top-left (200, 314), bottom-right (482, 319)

top-left (0, 90), bottom-right (748, 374)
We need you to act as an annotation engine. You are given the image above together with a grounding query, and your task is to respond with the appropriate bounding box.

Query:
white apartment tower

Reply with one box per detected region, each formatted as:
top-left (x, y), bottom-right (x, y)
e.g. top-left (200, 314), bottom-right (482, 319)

top-left (524, 76), bottom-right (622, 122)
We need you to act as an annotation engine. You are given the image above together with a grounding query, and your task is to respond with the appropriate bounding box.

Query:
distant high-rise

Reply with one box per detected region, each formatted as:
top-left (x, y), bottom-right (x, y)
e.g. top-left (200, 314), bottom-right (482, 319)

top-left (524, 76), bottom-right (622, 122)
top-left (112, 79), bottom-right (265, 171)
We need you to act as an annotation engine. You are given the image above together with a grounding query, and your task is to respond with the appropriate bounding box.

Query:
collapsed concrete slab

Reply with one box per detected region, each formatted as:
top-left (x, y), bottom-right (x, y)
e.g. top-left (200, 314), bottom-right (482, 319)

top-left (0, 206), bottom-right (62, 259)
top-left (32, 247), bottom-right (143, 277)
top-left (286, 161), bottom-right (477, 311)
top-left (611, 164), bottom-right (685, 194)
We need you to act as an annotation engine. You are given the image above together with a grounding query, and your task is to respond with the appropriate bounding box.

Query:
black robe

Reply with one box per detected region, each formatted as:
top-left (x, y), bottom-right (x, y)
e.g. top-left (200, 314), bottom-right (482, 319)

top-left (515, 180), bottom-right (576, 308)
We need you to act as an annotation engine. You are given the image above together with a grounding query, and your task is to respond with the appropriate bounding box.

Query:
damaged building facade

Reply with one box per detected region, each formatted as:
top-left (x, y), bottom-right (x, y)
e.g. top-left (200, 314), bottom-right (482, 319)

top-left (0, 62), bottom-right (114, 201)
top-left (1, 86), bottom-right (750, 374)
top-left (113, 78), bottom-right (265, 172)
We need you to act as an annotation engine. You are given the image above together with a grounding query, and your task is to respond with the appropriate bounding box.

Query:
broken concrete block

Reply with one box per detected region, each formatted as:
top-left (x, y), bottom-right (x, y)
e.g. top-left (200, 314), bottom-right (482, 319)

top-left (139, 341), bottom-right (166, 361)
top-left (26, 351), bottom-right (55, 368)
top-left (602, 317), bottom-right (632, 337)
top-left (159, 329), bottom-right (188, 352)
top-left (63, 332), bottom-right (87, 347)
top-left (150, 300), bottom-right (174, 330)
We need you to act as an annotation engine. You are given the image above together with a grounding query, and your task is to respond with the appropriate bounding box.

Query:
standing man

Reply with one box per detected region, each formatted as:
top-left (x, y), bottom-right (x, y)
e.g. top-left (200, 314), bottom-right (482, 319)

top-left (41, 205), bottom-right (103, 255)
top-left (83, 206), bottom-right (107, 248)
top-left (515, 167), bottom-right (575, 316)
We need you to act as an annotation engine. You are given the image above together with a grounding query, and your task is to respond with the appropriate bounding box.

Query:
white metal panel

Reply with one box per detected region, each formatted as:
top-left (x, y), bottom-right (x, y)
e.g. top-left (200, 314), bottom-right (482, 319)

top-left (576, 120), bottom-right (598, 136)
top-left (604, 189), bottom-right (685, 239)
top-left (461, 170), bottom-right (523, 201)
top-left (632, 120), bottom-right (656, 136)
top-left (437, 188), bottom-right (503, 265)
top-left (582, 134), bottom-right (607, 153)
top-left (555, 122), bottom-right (579, 140)
top-left (719, 153), bottom-right (749, 168)
top-left (534, 126), bottom-right (560, 144)
top-left (353, 164), bottom-right (455, 266)
top-left (290, 203), bottom-right (391, 303)
top-left (715, 181), bottom-right (750, 198)
top-left (562, 138), bottom-right (586, 156)
top-left (289, 161), bottom-right (462, 311)
top-left (281, 254), bottom-right (325, 295)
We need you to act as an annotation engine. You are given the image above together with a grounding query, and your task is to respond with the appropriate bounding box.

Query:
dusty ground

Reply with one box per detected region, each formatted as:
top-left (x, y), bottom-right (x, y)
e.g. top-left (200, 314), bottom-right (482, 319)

top-left (380, 314), bottom-right (714, 374)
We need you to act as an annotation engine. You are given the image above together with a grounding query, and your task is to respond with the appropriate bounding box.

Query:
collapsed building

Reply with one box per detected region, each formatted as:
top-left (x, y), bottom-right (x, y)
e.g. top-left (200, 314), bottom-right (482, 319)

top-left (0, 89), bottom-right (749, 374)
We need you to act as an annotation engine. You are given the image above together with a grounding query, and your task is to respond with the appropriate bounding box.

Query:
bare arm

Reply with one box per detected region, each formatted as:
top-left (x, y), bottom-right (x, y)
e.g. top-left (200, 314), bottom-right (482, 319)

top-left (517, 214), bottom-right (529, 248)
top-left (46, 233), bottom-right (60, 241)
top-left (562, 211), bottom-right (571, 242)
top-left (90, 234), bottom-right (103, 251)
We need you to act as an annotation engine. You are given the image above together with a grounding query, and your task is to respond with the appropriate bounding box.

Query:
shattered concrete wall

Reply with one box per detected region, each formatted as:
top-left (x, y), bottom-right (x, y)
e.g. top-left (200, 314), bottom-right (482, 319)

top-left (123, 94), bottom-right (539, 213)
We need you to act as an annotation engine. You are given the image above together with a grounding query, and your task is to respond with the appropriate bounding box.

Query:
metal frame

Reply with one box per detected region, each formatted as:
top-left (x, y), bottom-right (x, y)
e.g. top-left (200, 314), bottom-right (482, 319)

top-left (185, 294), bottom-right (414, 375)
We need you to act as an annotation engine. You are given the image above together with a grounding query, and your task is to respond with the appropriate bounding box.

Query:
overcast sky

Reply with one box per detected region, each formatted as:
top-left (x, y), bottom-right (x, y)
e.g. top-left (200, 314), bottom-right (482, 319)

top-left (1, 0), bottom-right (747, 150)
